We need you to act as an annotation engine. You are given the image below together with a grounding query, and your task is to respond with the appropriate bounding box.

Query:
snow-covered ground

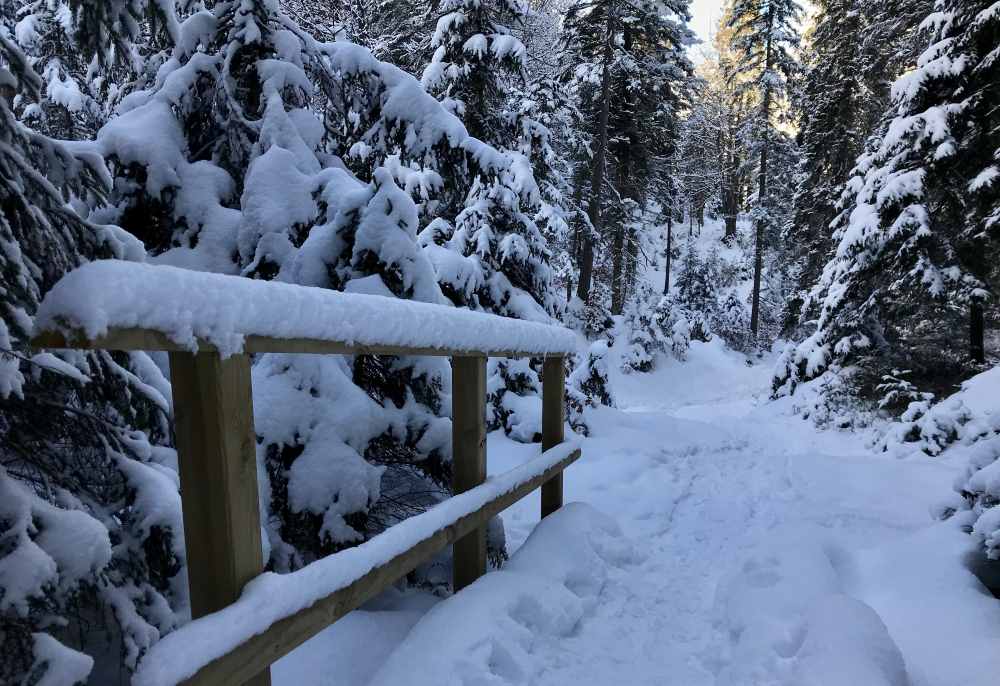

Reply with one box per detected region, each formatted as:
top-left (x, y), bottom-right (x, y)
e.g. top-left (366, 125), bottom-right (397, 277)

top-left (275, 324), bottom-right (1000, 686)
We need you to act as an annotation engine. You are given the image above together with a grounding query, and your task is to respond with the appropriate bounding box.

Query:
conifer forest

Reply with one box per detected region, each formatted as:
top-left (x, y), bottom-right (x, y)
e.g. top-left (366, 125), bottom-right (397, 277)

top-left (1, 0), bottom-right (999, 683)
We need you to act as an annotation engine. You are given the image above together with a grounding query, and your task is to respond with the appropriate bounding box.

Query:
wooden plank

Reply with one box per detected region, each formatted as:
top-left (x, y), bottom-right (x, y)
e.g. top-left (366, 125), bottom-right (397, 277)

top-left (451, 355), bottom-right (488, 592)
top-left (168, 352), bottom-right (271, 686)
top-left (541, 356), bottom-right (566, 518)
top-left (180, 447), bottom-right (581, 686)
top-left (31, 328), bottom-right (574, 359)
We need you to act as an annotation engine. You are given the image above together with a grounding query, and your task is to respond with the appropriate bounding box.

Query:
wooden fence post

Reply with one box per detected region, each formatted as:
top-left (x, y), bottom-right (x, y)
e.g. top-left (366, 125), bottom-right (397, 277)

top-left (169, 352), bottom-right (270, 686)
top-left (452, 355), bottom-right (487, 592)
top-left (541, 355), bottom-right (565, 518)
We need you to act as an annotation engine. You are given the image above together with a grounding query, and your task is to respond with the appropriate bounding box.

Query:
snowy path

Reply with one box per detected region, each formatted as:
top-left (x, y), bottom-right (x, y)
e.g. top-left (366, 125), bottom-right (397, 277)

top-left (278, 338), bottom-right (999, 686)
top-left (491, 341), bottom-right (955, 685)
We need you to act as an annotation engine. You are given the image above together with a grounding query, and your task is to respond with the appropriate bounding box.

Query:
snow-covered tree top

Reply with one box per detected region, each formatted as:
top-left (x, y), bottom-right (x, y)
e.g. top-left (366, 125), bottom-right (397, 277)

top-left (35, 261), bottom-right (578, 356)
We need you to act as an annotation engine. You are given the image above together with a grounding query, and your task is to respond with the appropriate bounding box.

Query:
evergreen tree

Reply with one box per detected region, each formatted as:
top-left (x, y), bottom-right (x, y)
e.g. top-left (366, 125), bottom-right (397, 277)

top-left (725, 0), bottom-right (802, 340)
top-left (10, 0), bottom-right (176, 139)
top-left (774, 0), bottom-right (1000, 402)
top-left (0, 23), bottom-right (183, 682)
top-left (559, 0), bottom-right (694, 306)
top-left (422, 0), bottom-right (529, 147)
top-left (675, 236), bottom-right (715, 312)
top-left (784, 0), bottom-right (934, 331)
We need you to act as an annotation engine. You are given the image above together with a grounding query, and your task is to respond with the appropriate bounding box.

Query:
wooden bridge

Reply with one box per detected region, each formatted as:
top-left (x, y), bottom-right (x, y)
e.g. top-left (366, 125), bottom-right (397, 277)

top-left (33, 260), bottom-right (580, 686)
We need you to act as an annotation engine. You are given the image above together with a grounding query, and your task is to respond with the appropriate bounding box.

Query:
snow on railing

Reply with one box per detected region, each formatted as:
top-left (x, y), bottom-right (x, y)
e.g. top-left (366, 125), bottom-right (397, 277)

top-left (32, 261), bottom-right (579, 686)
top-left (35, 260), bottom-right (577, 357)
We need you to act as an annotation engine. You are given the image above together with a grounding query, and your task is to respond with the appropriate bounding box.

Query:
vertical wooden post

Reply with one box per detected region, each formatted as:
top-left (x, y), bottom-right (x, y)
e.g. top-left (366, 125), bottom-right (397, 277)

top-left (541, 355), bottom-right (565, 518)
top-left (452, 355), bottom-right (487, 592)
top-left (169, 351), bottom-right (271, 686)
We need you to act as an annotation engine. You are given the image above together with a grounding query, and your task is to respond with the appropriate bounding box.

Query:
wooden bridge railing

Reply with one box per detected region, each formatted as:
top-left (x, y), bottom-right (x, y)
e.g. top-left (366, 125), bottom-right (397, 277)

top-left (32, 261), bottom-right (580, 686)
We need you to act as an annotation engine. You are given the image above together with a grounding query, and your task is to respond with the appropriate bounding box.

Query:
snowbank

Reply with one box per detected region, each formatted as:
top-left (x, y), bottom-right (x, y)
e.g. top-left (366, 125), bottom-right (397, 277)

top-left (367, 503), bottom-right (637, 686)
top-left (133, 441), bottom-right (580, 686)
top-left (35, 261), bottom-right (577, 357)
top-left (712, 539), bottom-right (908, 686)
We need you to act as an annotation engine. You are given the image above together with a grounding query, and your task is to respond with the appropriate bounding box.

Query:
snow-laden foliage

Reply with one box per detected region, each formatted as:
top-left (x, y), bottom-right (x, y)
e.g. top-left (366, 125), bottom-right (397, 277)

top-left (0, 23), bottom-right (183, 683)
top-left (775, 0), bottom-right (1000, 406)
top-left (934, 369), bottom-right (1000, 561)
top-left (566, 340), bottom-right (614, 435)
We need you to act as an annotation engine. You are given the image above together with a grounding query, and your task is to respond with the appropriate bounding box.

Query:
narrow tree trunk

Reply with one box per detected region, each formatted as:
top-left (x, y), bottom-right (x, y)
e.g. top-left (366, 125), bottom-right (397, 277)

top-left (663, 215), bottom-right (672, 295)
top-left (749, 26), bottom-right (775, 342)
top-left (723, 189), bottom-right (738, 239)
top-left (577, 24), bottom-right (614, 304)
top-left (971, 301), bottom-right (985, 363)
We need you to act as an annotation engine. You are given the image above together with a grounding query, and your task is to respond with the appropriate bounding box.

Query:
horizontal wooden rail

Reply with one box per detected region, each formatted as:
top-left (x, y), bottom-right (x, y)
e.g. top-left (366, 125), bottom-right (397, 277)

top-left (32, 328), bottom-right (558, 359)
top-left (135, 444), bottom-right (580, 686)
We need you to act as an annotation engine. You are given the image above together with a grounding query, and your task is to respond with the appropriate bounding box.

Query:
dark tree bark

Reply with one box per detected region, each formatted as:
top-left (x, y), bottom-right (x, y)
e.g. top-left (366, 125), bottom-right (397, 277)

top-left (663, 215), bottom-right (673, 294)
top-left (749, 19), bottom-right (775, 341)
top-left (971, 301), bottom-right (985, 363)
top-left (577, 28), bottom-right (613, 304)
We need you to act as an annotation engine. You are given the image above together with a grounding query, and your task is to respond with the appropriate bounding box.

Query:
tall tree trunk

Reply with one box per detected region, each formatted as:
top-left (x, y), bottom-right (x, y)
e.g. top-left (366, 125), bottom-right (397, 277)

top-left (750, 26), bottom-right (775, 341)
top-left (577, 23), bottom-right (614, 304)
top-left (971, 301), bottom-right (985, 363)
top-left (723, 188), bottom-right (738, 239)
top-left (663, 214), bottom-right (672, 294)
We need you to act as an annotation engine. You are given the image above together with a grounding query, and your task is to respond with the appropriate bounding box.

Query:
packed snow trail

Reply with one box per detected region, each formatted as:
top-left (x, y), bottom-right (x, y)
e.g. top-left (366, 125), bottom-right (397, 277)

top-left (276, 336), bottom-right (1000, 686)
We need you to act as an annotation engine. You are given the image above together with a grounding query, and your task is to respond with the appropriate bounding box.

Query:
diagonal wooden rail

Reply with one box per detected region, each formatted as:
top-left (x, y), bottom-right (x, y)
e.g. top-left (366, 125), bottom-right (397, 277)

top-left (33, 261), bottom-right (579, 686)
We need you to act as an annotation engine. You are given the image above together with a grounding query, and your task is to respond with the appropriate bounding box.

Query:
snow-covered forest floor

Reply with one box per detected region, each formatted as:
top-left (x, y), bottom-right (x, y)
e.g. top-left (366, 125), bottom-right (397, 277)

top-left (274, 225), bottom-right (1000, 686)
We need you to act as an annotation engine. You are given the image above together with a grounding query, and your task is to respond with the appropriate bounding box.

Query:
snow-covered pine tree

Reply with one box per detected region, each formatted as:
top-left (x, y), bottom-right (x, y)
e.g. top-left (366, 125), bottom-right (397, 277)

top-left (559, 0), bottom-right (695, 306)
top-left (783, 0), bottom-right (935, 333)
top-left (725, 0), bottom-right (802, 341)
top-left (774, 0), bottom-right (1000, 404)
top-left (422, 0), bottom-right (528, 147)
top-left (10, 0), bottom-right (177, 139)
top-left (675, 235), bottom-right (716, 315)
top-left (416, 0), bottom-right (560, 323)
top-left (621, 281), bottom-right (664, 372)
top-left (713, 288), bottom-right (750, 351)
top-left (0, 26), bottom-right (183, 683)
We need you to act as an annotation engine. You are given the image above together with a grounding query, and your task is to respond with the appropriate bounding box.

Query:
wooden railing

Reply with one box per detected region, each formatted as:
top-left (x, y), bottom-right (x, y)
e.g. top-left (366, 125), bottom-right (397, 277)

top-left (32, 261), bottom-right (579, 686)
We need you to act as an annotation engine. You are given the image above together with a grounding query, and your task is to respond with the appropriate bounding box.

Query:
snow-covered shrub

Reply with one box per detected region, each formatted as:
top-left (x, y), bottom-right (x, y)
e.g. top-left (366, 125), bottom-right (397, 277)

top-left (566, 341), bottom-right (615, 435)
top-left (948, 415), bottom-right (1000, 559)
top-left (580, 290), bottom-right (615, 339)
top-left (487, 358), bottom-right (542, 442)
top-left (675, 235), bottom-right (716, 314)
top-left (875, 369), bottom-right (933, 412)
top-left (781, 363), bottom-right (873, 430)
top-left (620, 283), bottom-right (663, 373)
top-left (712, 289), bottom-right (750, 352)
top-left (669, 315), bottom-right (692, 361)
top-left (871, 397), bottom-right (974, 457)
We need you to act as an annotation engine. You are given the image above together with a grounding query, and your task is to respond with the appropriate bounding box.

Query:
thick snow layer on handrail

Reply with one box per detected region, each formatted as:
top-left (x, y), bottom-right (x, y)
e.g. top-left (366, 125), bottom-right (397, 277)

top-left (131, 441), bottom-right (580, 686)
top-left (35, 261), bottom-right (577, 356)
